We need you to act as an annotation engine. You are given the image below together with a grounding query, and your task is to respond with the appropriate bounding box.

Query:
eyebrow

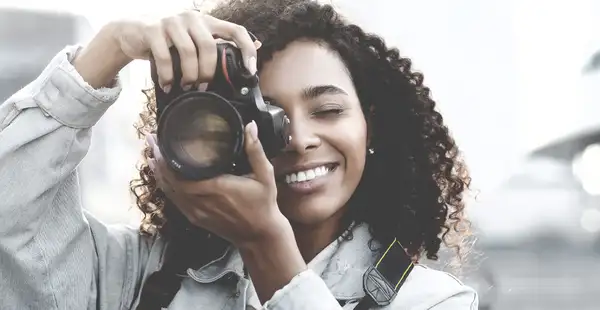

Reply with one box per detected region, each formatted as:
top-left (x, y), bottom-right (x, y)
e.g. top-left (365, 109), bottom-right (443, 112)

top-left (301, 85), bottom-right (348, 100)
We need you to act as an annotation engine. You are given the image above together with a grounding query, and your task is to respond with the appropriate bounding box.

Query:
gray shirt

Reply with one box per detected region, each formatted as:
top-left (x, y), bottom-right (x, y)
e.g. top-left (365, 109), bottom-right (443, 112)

top-left (0, 45), bottom-right (479, 310)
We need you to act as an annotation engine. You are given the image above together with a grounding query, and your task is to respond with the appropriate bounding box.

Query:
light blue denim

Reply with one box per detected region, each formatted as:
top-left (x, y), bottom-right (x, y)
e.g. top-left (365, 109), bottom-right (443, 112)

top-left (0, 45), bottom-right (479, 310)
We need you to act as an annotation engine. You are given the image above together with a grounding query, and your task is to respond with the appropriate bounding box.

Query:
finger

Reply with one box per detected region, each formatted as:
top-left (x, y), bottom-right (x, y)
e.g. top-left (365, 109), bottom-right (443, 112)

top-left (163, 17), bottom-right (199, 89)
top-left (146, 25), bottom-right (173, 92)
top-left (149, 158), bottom-right (173, 192)
top-left (149, 158), bottom-right (172, 196)
top-left (204, 16), bottom-right (258, 75)
top-left (148, 135), bottom-right (202, 194)
top-left (146, 134), bottom-right (174, 189)
top-left (187, 17), bottom-right (218, 82)
top-left (145, 133), bottom-right (160, 160)
top-left (244, 121), bottom-right (275, 185)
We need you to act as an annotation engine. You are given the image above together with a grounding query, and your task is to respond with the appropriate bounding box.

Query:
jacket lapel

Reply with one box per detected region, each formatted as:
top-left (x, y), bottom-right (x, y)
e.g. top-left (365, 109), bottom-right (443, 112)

top-left (323, 223), bottom-right (379, 302)
top-left (186, 223), bottom-right (378, 305)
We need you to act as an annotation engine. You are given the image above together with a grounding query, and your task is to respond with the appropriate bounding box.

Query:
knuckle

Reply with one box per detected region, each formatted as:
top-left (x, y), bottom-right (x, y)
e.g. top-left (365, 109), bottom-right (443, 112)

top-left (146, 23), bottom-right (162, 34)
top-left (178, 44), bottom-right (197, 57)
top-left (197, 66), bottom-right (213, 81)
top-left (264, 164), bottom-right (274, 175)
top-left (181, 10), bottom-right (201, 20)
top-left (143, 24), bottom-right (161, 41)
top-left (198, 48), bottom-right (217, 78)
top-left (196, 37), bottom-right (215, 50)
top-left (161, 16), bottom-right (178, 27)
top-left (154, 52), bottom-right (171, 64)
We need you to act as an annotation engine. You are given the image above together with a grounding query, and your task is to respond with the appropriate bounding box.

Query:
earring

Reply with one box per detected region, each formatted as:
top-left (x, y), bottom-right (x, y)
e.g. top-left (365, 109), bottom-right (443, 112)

top-left (368, 148), bottom-right (375, 155)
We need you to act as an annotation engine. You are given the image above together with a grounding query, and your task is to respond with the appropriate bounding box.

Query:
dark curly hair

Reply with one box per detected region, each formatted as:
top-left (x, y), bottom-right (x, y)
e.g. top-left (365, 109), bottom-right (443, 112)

top-left (130, 0), bottom-right (472, 307)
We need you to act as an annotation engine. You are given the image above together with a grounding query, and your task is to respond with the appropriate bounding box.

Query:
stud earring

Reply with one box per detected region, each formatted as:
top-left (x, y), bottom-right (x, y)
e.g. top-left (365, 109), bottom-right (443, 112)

top-left (368, 148), bottom-right (375, 155)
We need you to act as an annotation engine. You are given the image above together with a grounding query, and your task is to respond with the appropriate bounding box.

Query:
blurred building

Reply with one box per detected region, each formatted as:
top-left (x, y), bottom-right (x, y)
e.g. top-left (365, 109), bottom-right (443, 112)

top-left (0, 8), bottom-right (142, 223)
top-left (0, 8), bottom-right (93, 101)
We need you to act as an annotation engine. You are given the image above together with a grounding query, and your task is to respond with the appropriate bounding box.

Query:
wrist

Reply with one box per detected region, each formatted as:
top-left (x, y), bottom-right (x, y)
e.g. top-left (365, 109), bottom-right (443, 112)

top-left (238, 217), bottom-right (307, 303)
top-left (238, 214), bottom-right (295, 253)
top-left (73, 22), bottom-right (131, 89)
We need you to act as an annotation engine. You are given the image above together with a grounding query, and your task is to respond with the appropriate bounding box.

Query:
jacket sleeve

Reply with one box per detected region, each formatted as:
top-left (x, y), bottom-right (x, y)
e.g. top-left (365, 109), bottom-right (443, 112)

top-left (262, 269), bottom-right (343, 310)
top-left (428, 286), bottom-right (478, 310)
top-left (261, 269), bottom-right (479, 310)
top-left (0, 45), bottom-right (135, 310)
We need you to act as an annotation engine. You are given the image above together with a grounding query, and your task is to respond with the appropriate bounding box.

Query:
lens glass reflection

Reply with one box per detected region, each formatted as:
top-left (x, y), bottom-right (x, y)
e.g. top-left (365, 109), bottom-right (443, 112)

top-left (164, 96), bottom-right (235, 167)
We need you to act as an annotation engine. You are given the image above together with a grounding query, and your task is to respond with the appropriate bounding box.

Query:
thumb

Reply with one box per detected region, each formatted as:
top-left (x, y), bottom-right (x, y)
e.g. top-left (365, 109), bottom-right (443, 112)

top-left (244, 120), bottom-right (275, 185)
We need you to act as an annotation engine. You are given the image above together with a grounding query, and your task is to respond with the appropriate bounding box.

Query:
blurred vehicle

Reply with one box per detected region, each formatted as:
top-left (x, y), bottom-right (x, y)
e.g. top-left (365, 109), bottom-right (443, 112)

top-left (467, 127), bottom-right (600, 310)
top-left (531, 126), bottom-right (600, 249)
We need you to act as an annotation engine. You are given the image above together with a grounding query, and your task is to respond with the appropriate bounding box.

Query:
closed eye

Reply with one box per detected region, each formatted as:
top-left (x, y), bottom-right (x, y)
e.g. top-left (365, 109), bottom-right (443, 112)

top-left (312, 105), bottom-right (347, 119)
top-left (313, 108), bottom-right (344, 116)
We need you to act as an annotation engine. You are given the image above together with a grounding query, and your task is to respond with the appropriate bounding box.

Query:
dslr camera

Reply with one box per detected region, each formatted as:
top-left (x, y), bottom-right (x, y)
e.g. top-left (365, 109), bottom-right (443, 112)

top-left (150, 39), bottom-right (291, 180)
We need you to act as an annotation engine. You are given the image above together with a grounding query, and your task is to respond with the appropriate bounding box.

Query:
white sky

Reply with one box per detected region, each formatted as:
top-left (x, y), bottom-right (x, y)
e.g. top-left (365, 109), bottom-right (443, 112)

top-left (3, 0), bottom-right (600, 189)
top-left (2, 0), bottom-right (600, 235)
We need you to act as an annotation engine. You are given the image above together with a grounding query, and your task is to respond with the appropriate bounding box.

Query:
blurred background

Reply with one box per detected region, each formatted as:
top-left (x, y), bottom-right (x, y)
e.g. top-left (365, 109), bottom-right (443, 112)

top-left (1, 0), bottom-right (600, 309)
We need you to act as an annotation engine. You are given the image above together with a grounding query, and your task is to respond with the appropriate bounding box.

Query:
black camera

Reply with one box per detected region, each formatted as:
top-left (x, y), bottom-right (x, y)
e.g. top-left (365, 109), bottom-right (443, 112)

top-left (150, 42), bottom-right (291, 180)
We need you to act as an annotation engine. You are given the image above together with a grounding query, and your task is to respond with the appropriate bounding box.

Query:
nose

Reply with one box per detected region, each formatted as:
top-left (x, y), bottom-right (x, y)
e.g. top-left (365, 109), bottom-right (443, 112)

top-left (284, 116), bottom-right (321, 154)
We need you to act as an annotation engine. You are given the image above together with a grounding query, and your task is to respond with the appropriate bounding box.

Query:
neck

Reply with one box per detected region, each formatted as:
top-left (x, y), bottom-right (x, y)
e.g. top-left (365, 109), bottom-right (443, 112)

top-left (291, 210), bottom-right (349, 263)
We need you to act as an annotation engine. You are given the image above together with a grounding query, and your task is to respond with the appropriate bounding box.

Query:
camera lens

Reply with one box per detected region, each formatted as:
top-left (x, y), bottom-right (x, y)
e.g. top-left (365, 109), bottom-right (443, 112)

top-left (158, 92), bottom-right (244, 177)
top-left (169, 108), bottom-right (231, 166)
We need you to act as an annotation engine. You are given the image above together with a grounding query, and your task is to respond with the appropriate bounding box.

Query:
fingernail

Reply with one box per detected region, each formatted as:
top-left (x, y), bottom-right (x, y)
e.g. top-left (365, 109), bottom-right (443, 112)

top-left (246, 56), bottom-right (257, 75)
top-left (153, 143), bottom-right (162, 161)
top-left (247, 120), bottom-right (259, 142)
top-left (162, 84), bottom-right (171, 94)
top-left (254, 40), bottom-right (262, 50)
top-left (197, 83), bottom-right (208, 91)
top-left (182, 84), bottom-right (192, 91)
top-left (145, 133), bottom-right (155, 147)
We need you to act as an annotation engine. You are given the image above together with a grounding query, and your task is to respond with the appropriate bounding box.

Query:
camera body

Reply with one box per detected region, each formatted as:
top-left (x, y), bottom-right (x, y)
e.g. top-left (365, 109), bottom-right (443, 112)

top-left (150, 42), bottom-right (290, 180)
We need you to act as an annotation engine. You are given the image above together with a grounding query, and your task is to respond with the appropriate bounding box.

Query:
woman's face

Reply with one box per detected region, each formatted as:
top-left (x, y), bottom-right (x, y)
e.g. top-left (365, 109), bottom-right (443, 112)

top-left (259, 40), bottom-right (368, 226)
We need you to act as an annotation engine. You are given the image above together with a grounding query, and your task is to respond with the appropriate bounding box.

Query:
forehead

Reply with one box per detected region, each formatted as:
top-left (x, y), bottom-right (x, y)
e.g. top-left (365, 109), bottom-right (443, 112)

top-left (258, 40), bottom-right (356, 101)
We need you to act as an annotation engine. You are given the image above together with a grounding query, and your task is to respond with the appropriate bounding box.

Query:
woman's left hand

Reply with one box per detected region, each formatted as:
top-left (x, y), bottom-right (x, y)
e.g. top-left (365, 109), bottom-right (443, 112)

top-left (146, 121), bottom-right (290, 248)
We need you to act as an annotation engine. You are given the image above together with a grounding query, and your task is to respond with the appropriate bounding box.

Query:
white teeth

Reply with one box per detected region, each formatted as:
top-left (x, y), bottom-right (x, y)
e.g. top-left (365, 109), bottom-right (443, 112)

top-left (316, 167), bottom-right (325, 176)
top-left (297, 171), bottom-right (307, 182)
top-left (284, 165), bottom-right (332, 184)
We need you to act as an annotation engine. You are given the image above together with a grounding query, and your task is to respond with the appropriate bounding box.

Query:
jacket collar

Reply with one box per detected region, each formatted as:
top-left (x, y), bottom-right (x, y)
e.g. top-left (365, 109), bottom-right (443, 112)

top-left (187, 223), bottom-right (378, 300)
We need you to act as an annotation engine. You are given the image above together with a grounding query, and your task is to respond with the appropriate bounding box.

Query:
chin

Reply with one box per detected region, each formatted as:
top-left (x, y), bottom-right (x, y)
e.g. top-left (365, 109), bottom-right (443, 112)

top-left (278, 194), bottom-right (346, 226)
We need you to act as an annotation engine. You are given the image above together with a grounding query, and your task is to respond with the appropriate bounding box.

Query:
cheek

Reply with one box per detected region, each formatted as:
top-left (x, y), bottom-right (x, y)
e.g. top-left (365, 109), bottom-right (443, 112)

top-left (336, 116), bottom-right (368, 174)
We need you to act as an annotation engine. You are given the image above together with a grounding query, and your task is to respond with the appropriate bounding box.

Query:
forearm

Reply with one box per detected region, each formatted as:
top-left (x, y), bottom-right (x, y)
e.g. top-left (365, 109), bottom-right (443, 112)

top-left (238, 221), bottom-right (307, 304)
top-left (0, 44), bottom-right (122, 309)
top-left (73, 22), bottom-right (131, 89)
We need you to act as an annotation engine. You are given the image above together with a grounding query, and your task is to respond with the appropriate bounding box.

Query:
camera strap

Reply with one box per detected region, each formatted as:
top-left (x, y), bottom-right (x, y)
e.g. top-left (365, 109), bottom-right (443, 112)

top-left (138, 237), bottom-right (414, 310)
top-left (339, 238), bottom-right (415, 309)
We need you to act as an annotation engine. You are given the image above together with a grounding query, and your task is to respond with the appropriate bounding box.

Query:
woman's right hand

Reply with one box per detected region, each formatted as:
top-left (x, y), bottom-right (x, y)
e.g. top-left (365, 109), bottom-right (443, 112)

top-left (74, 10), bottom-right (260, 90)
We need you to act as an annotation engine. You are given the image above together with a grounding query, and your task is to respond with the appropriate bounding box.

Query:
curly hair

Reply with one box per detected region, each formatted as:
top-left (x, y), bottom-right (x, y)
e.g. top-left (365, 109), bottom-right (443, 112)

top-left (130, 0), bottom-right (472, 276)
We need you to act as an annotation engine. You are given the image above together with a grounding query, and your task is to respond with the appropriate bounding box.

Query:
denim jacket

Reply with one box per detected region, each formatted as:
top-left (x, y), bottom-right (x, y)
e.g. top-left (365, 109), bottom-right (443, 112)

top-left (0, 45), bottom-right (479, 310)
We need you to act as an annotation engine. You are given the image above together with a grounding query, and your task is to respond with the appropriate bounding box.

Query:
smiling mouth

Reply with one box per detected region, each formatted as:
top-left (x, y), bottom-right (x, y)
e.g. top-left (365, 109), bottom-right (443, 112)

top-left (281, 163), bottom-right (339, 184)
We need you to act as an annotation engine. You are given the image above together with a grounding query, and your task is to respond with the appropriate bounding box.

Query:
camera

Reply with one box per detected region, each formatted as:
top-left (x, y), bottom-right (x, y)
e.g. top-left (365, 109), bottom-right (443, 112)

top-left (150, 40), bottom-right (291, 180)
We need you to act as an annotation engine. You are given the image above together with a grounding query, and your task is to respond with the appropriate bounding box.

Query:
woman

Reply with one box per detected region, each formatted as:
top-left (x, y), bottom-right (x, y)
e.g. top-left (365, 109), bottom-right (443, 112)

top-left (0, 0), bottom-right (478, 309)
